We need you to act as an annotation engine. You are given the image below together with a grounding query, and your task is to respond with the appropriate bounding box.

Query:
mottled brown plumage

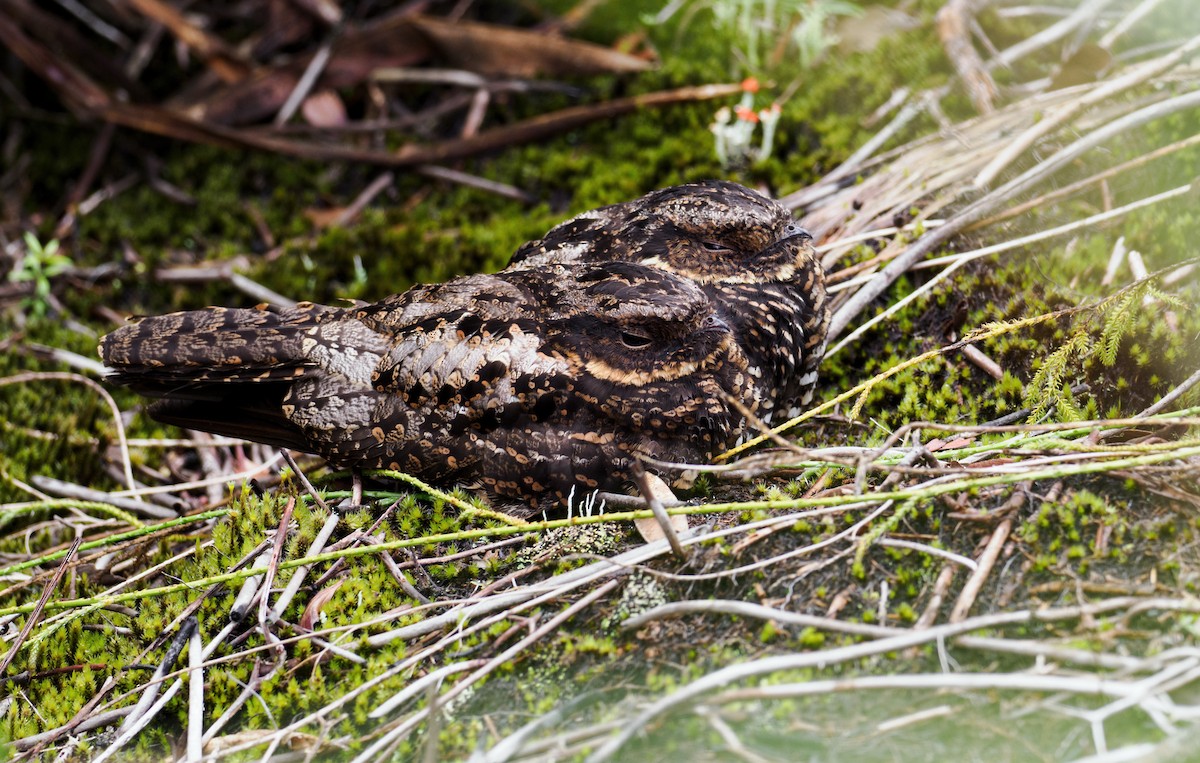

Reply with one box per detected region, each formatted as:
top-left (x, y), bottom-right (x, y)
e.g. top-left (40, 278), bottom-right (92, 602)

top-left (101, 261), bottom-right (769, 511)
top-left (100, 181), bottom-right (829, 510)
top-left (510, 180), bottom-right (829, 421)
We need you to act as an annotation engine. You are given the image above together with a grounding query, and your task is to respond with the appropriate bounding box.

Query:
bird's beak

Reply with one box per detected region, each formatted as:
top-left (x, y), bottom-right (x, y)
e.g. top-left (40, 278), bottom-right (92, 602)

top-left (703, 314), bottom-right (730, 332)
top-left (782, 221), bottom-right (813, 244)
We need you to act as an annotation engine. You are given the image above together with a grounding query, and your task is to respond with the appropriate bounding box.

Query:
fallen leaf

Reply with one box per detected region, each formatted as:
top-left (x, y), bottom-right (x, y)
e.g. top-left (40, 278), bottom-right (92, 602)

top-left (300, 579), bottom-right (345, 630)
top-left (302, 89), bottom-right (347, 127)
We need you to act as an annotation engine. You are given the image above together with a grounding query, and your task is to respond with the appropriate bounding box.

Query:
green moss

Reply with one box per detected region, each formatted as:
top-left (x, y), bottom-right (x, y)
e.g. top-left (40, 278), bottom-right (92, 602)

top-left (4, 2), bottom-right (1198, 758)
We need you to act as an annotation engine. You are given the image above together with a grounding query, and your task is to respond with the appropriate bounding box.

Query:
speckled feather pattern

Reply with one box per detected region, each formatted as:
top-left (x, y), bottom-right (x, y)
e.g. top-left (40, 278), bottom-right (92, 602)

top-left (511, 180), bottom-right (830, 420)
top-left (100, 181), bottom-right (829, 511)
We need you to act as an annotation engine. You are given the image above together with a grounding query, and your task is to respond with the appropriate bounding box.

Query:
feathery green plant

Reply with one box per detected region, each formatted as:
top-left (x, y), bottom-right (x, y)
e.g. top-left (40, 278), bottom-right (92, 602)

top-left (1024, 280), bottom-right (1185, 422)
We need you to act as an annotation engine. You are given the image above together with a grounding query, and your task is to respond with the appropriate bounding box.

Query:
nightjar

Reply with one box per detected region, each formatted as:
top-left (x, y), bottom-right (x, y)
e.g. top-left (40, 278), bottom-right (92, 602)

top-left (100, 260), bottom-right (776, 511)
top-left (510, 180), bottom-right (829, 422)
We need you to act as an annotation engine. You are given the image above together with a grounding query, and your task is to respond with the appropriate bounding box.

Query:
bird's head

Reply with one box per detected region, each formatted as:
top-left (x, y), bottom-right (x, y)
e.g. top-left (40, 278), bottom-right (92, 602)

top-left (621, 180), bottom-right (815, 285)
top-left (551, 262), bottom-right (743, 388)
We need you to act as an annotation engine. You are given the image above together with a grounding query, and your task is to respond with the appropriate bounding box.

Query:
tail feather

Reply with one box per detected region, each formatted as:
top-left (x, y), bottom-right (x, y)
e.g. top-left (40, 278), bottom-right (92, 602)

top-left (99, 303), bottom-right (342, 451)
top-left (148, 395), bottom-right (310, 452)
top-left (99, 303), bottom-right (336, 387)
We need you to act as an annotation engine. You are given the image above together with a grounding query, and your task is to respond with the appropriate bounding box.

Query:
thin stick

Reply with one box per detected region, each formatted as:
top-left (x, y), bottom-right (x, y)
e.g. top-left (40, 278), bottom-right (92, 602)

top-left (937, 0), bottom-right (996, 113)
top-left (30, 476), bottom-right (175, 519)
top-left (949, 516), bottom-right (1014, 622)
top-left (988, 0), bottom-right (1117, 70)
top-left (975, 33), bottom-right (1200, 187)
top-left (968, 133), bottom-right (1200, 231)
top-left (828, 85), bottom-right (1200, 341)
top-left (584, 598), bottom-right (1200, 762)
top-left (915, 563), bottom-right (957, 629)
top-left (632, 464), bottom-right (685, 559)
top-left (281, 451), bottom-right (328, 512)
top-left (330, 171), bottom-right (394, 228)
top-left (0, 372), bottom-right (135, 490)
top-left (268, 511), bottom-right (341, 623)
top-left (0, 537), bottom-right (80, 678)
top-left (186, 619), bottom-right (203, 761)
top-left (274, 31), bottom-right (337, 126)
top-left (257, 497), bottom-right (297, 631)
top-left (621, 600), bottom-right (897, 638)
top-left (825, 183), bottom-right (1192, 356)
top-left (1137, 367), bottom-right (1200, 418)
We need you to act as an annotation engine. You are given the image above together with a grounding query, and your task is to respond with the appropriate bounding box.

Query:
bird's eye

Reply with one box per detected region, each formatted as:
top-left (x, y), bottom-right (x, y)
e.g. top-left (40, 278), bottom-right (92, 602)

top-left (700, 240), bottom-right (732, 253)
top-left (620, 331), bottom-right (654, 349)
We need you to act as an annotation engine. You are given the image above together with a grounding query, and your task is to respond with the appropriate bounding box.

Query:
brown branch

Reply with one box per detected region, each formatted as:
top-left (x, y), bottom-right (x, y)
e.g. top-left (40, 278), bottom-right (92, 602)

top-left (124, 0), bottom-right (252, 82)
top-left (93, 83), bottom-right (740, 168)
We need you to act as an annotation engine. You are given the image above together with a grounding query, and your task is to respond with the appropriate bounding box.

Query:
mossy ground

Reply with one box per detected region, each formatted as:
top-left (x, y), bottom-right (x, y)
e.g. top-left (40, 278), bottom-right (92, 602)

top-left (2, 0), bottom-right (1199, 759)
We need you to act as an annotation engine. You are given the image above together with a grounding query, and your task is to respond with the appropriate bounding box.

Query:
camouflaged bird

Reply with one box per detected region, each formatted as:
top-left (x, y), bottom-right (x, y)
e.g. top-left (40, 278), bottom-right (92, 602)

top-left (100, 261), bottom-right (765, 511)
top-left (510, 180), bottom-right (829, 423)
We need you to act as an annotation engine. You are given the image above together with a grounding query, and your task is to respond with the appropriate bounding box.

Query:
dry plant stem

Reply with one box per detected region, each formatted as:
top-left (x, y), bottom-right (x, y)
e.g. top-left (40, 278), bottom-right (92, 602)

top-left (827, 85), bottom-right (1200, 342)
top-left (955, 636), bottom-right (1148, 671)
top-left (832, 92), bottom-right (934, 180)
top-left (916, 563), bottom-right (957, 629)
top-left (0, 537), bottom-right (80, 678)
top-left (368, 660), bottom-right (486, 719)
top-left (93, 676), bottom-right (186, 763)
top-left (1102, 236), bottom-right (1128, 286)
top-left (607, 500), bottom-right (884, 585)
top-left (231, 546), bottom-right (274, 623)
top-left (0, 372), bottom-right (134, 490)
top-left (877, 537), bottom-right (978, 571)
top-left (363, 535), bottom-right (432, 604)
top-left (12, 706), bottom-right (131, 755)
top-left (331, 171), bottom-right (394, 227)
top-left (988, 0), bottom-right (1116, 71)
top-left (186, 622), bottom-right (203, 762)
top-left (484, 698), bottom-right (621, 763)
top-left (1099, 0), bottom-right (1167, 48)
top-left (257, 497), bottom-right (296, 652)
top-left (27, 476), bottom-right (173, 518)
top-left (351, 579), bottom-right (621, 763)
top-left (974, 129), bottom-right (1200, 233)
top-left (584, 598), bottom-right (1200, 762)
top-left (55, 120), bottom-right (115, 236)
top-left (95, 84), bottom-right (741, 167)
top-left (937, 0), bottom-right (997, 114)
top-left (710, 671), bottom-right (1175, 706)
top-left (267, 510), bottom-right (341, 623)
top-left (104, 451), bottom-right (285, 498)
top-left (123, 0), bottom-right (249, 81)
top-left (366, 530), bottom-right (691, 646)
top-left (110, 617), bottom-right (198, 735)
top-left (696, 705), bottom-right (774, 763)
top-left (200, 659), bottom-right (269, 746)
top-left (975, 33), bottom-right (1200, 187)
top-left (274, 31), bottom-right (336, 126)
top-left (154, 264), bottom-right (297, 308)
top-left (1137, 366), bottom-right (1200, 418)
top-left (280, 450), bottom-right (328, 512)
top-left (17, 541), bottom-right (210, 666)
top-left (948, 514), bottom-right (1016, 622)
top-left (416, 164), bottom-right (533, 203)
top-left (827, 186), bottom-right (1193, 360)
top-left (621, 600), bottom-right (897, 638)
